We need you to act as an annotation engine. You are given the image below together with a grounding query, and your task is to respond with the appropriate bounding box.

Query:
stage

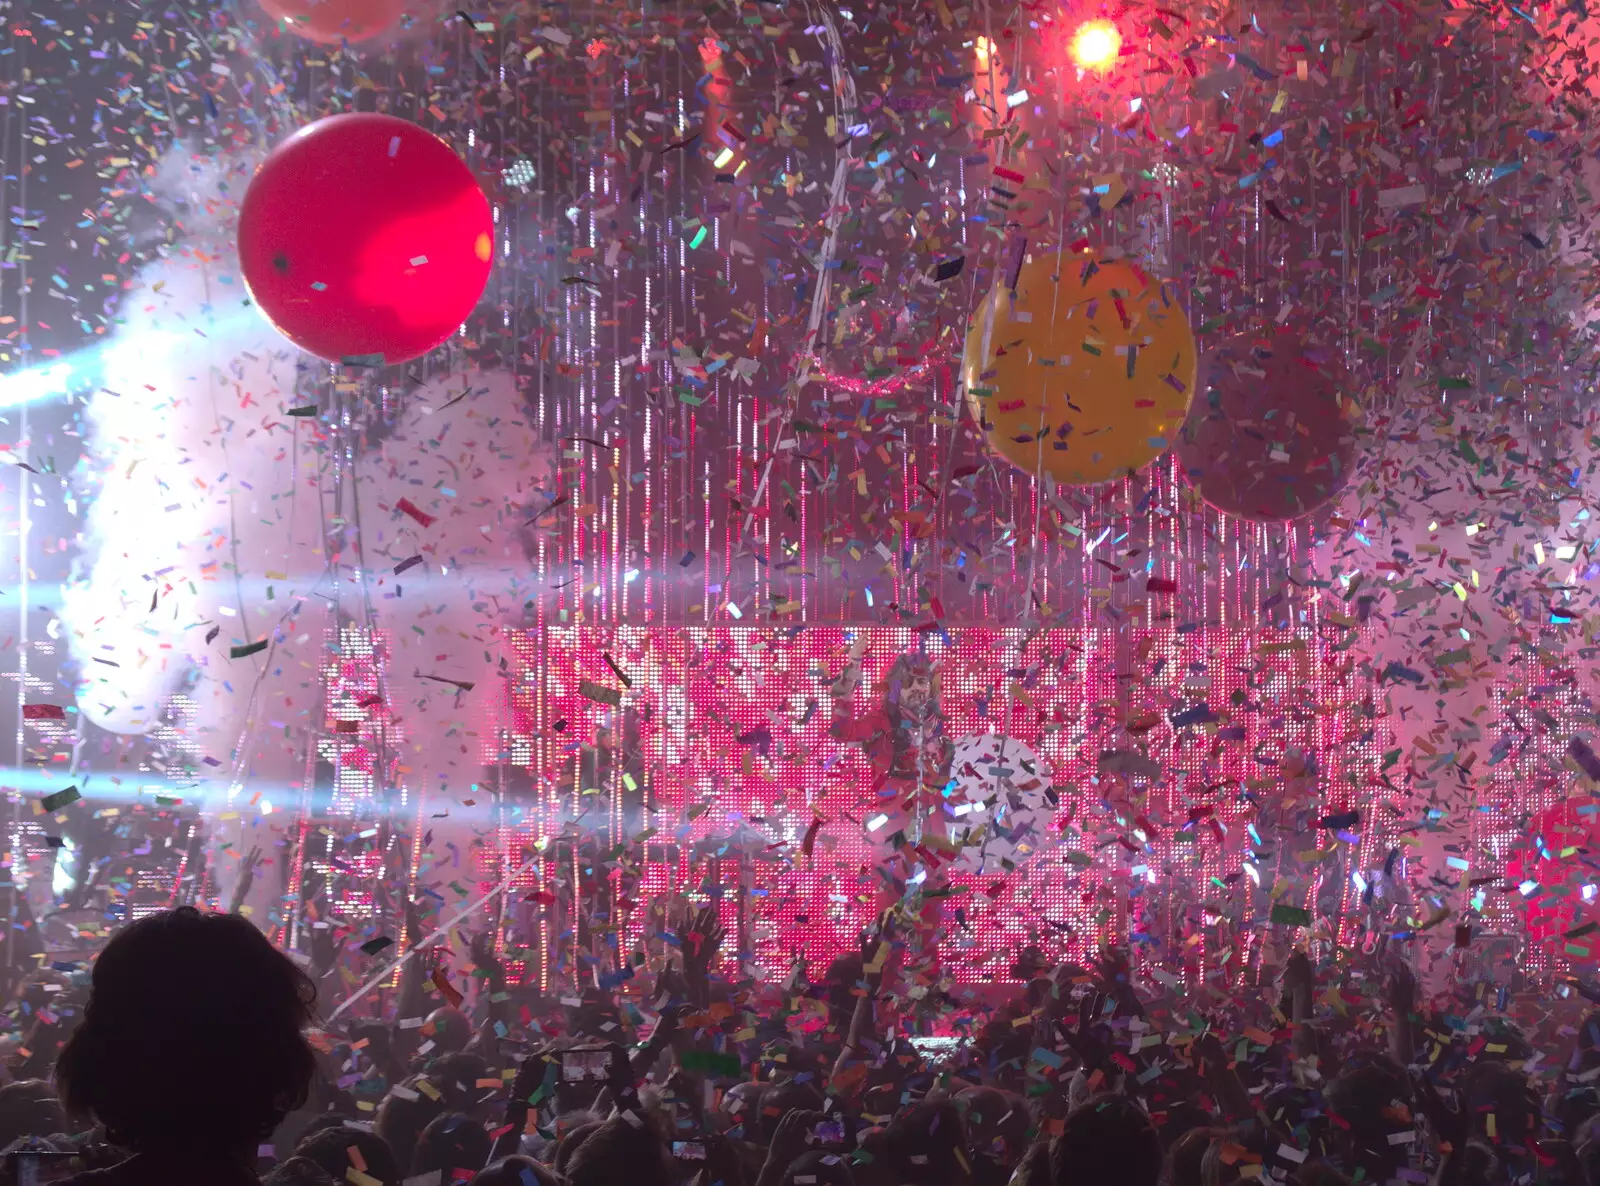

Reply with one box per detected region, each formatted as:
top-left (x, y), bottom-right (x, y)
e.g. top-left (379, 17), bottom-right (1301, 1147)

top-left (269, 621), bottom-right (1394, 989)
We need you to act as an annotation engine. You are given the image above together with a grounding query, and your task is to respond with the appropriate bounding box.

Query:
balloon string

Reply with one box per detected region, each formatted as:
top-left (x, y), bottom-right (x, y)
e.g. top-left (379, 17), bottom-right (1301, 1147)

top-left (746, 2), bottom-right (856, 527)
top-left (999, 100), bottom-right (1079, 763)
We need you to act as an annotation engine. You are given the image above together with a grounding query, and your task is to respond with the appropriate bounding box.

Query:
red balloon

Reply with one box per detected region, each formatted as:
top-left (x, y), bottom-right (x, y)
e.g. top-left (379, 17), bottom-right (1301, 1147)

top-left (1174, 329), bottom-right (1362, 523)
top-left (238, 113), bottom-right (492, 365)
top-left (255, 0), bottom-right (407, 44)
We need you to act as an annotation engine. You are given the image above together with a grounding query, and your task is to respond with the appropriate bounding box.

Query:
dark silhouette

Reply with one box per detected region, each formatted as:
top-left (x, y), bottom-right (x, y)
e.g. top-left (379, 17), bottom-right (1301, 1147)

top-left (411, 1113), bottom-right (492, 1183)
top-left (1049, 1094), bottom-right (1161, 1186)
top-left (293, 1125), bottom-right (401, 1186)
top-left (55, 907), bottom-right (318, 1186)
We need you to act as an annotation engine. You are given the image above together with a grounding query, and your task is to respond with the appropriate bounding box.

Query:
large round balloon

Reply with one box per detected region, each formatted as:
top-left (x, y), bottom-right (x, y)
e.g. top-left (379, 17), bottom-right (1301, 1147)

top-left (238, 113), bottom-right (493, 365)
top-left (948, 735), bottom-right (1053, 876)
top-left (1174, 329), bottom-right (1361, 522)
top-left (256, 0), bottom-right (406, 44)
top-left (962, 252), bottom-right (1196, 485)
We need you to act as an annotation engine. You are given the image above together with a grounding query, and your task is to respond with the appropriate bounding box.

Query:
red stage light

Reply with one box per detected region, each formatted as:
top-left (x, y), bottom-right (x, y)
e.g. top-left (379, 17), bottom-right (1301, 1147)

top-left (1070, 19), bottom-right (1121, 71)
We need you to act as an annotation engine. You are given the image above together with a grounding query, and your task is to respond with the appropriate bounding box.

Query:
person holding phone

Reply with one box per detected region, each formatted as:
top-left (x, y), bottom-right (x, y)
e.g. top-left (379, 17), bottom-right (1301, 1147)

top-left (487, 1040), bottom-right (638, 1166)
top-left (753, 1109), bottom-right (857, 1186)
top-left (7, 1144), bottom-right (81, 1186)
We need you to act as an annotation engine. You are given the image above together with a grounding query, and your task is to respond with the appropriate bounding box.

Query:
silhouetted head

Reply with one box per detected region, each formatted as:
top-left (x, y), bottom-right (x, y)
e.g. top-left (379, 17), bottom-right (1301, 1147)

top-left (55, 907), bottom-right (317, 1158)
top-left (757, 1081), bottom-right (827, 1144)
top-left (954, 1086), bottom-right (1029, 1183)
top-left (412, 1112), bottom-right (493, 1183)
top-left (376, 1078), bottom-right (447, 1176)
top-left (425, 1007), bottom-right (474, 1056)
top-left (294, 1125), bottom-right (401, 1186)
top-left (1462, 1060), bottom-right (1539, 1148)
top-left (564, 1115), bottom-right (674, 1186)
top-left (1166, 1127), bottom-right (1229, 1186)
top-left (822, 954), bottom-right (865, 1029)
top-left (1049, 1094), bottom-right (1161, 1186)
top-left (1324, 1060), bottom-right (1412, 1178)
top-left (782, 1150), bottom-right (855, 1186)
top-left (885, 1101), bottom-right (969, 1186)
top-left (470, 1156), bottom-right (567, 1186)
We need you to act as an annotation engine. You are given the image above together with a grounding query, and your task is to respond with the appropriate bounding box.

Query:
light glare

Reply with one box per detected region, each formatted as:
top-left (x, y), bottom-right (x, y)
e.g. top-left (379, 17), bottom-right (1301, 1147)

top-left (1070, 20), bottom-right (1121, 71)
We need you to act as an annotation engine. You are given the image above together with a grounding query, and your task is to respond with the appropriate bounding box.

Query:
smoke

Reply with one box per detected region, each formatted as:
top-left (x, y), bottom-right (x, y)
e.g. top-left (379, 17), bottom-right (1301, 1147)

top-left (62, 146), bottom-right (302, 750)
top-left (64, 144), bottom-right (554, 833)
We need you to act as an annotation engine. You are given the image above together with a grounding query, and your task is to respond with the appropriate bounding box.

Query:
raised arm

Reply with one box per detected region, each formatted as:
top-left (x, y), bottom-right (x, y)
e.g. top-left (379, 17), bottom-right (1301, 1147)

top-left (487, 1048), bottom-right (549, 1165)
top-left (1385, 959), bottom-right (1418, 1068)
top-left (677, 906), bottom-right (726, 1012)
top-left (830, 912), bottom-right (899, 1093)
top-left (392, 895), bottom-right (430, 1068)
top-left (467, 930), bottom-right (509, 1058)
top-left (227, 845), bottom-right (264, 916)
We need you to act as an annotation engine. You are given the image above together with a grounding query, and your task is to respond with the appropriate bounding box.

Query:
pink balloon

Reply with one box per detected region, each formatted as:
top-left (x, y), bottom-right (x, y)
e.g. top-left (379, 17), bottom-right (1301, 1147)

top-left (1174, 329), bottom-right (1362, 523)
top-left (256, 0), bottom-right (407, 44)
top-left (237, 113), bottom-right (493, 365)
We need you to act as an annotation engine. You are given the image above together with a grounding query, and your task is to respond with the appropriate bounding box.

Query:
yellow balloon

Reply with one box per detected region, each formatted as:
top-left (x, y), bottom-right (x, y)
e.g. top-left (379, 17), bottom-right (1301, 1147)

top-left (962, 253), bottom-right (1197, 485)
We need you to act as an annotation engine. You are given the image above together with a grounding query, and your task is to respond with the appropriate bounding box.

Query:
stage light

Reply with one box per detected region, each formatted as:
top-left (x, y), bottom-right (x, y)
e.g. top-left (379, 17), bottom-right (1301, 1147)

top-left (0, 362), bottom-right (73, 410)
top-left (0, 308), bottom-right (261, 413)
top-left (1070, 19), bottom-right (1121, 72)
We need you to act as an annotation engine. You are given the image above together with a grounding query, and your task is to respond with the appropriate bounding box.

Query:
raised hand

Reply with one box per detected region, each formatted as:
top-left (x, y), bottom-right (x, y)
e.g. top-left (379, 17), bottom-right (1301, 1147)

top-left (300, 867), bottom-right (326, 906)
top-left (652, 960), bottom-right (692, 1007)
top-left (678, 907), bottom-right (726, 975)
top-left (1383, 957), bottom-right (1419, 1067)
top-left (308, 924), bottom-right (346, 979)
top-left (1190, 1029), bottom-right (1230, 1075)
top-left (1282, 950), bottom-right (1315, 994)
top-left (227, 845), bottom-right (264, 915)
top-left (470, 930), bottom-right (503, 973)
top-left (835, 637), bottom-right (867, 697)
top-left (1095, 945), bottom-right (1144, 1018)
top-left (404, 894), bottom-right (427, 946)
top-left (1096, 946), bottom-right (1131, 987)
top-left (1385, 958), bottom-right (1417, 1017)
top-left (1411, 1067), bottom-right (1468, 1151)
top-left (1281, 949), bottom-right (1315, 1022)
top-left (488, 1049), bottom-right (554, 1164)
top-left (1058, 990), bottom-right (1112, 1073)
top-left (860, 910), bottom-right (900, 990)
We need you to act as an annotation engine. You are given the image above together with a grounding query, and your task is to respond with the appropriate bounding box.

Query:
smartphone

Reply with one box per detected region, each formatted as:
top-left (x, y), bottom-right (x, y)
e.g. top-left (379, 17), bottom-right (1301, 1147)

top-left (561, 1047), bottom-right (615, 1082)
top-left (9, 1152), bottom-right (80, 1186)
top-left (671, 1141), bottom-right (707, 1161)
top-left (813, 1119), bottom-right (845, 1146)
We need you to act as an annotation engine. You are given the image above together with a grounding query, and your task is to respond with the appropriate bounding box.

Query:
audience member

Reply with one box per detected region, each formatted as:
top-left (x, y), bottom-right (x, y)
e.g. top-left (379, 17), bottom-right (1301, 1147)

top-left (0, 896), bottom-right (1590, 1186)
top-left (54, 908), bottom-right (317, 1186)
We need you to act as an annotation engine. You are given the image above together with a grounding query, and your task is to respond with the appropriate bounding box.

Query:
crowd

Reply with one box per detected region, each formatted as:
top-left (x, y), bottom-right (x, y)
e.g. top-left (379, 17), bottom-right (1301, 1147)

top-left (0, 900), bottom-right (1592, 1186)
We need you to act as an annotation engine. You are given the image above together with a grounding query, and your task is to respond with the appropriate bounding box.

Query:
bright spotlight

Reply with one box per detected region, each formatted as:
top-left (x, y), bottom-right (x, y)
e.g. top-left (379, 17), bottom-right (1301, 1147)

top-left (0, 362), bottom-right (73, 410)
top-left (1070, 19), bottom-right (1121, 72)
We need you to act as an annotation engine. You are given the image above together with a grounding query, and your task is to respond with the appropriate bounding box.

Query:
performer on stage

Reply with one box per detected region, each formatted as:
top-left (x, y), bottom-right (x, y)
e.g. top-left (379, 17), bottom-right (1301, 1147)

top-left (830, 638), bottom-right (955, 947)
